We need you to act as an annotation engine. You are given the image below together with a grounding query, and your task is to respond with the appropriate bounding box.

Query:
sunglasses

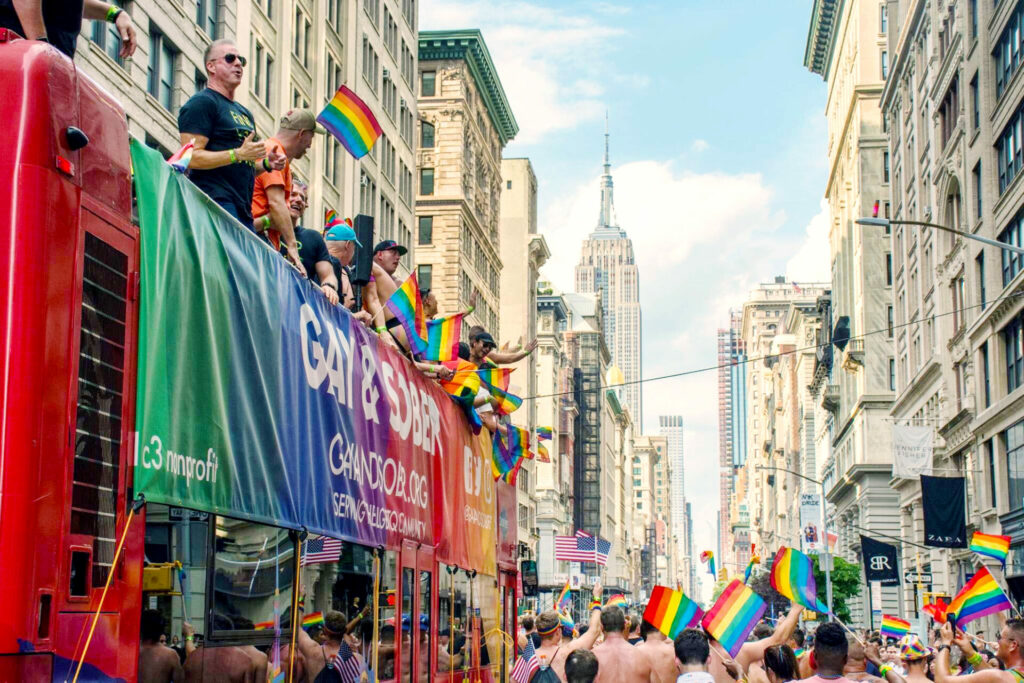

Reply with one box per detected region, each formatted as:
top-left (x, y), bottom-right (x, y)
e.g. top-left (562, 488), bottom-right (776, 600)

top-left (222, 53), bottom-right (247, 67)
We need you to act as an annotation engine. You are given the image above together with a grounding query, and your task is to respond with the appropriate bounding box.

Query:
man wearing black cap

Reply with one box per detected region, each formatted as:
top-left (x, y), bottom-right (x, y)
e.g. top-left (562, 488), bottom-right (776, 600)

top-left (373, 239), bottom-right (408, 285)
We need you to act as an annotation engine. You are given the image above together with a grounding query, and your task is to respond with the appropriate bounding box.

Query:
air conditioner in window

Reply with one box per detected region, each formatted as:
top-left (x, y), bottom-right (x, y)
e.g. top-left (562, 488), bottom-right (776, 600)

top-left (400, 98), bottom-right (407, 108)
top-left (382, 67), bottom-right (390, 78)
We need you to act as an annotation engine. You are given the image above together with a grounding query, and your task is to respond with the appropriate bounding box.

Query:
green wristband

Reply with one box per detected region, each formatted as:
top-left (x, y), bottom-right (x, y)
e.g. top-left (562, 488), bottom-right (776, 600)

top-left (229, 148), bottom-right (238, 164)
top-left (106, 5), bottom-right (121, 22)
top-left (967, 652), bottom-right (983, 666)
top-left (879, 664), bottom-right (893, 676)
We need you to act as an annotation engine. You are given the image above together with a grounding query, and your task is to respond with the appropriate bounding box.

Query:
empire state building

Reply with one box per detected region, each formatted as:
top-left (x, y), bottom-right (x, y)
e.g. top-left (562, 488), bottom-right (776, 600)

top-left (575, 121), bottom-right (643, 422)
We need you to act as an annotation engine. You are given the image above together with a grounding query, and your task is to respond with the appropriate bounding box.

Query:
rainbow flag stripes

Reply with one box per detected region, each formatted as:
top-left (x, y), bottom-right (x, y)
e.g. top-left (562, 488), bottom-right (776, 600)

top-left (770, 547), bottom-right (827, 612)
top-left (167, 140), bottom-right (194, 172)
top-left (422, 313), bottom-right (463, 362)
top-left (441, 360), bottom-right (482, 398)
top-left (946, 566), bottom-right (1013, 628)
top-left (643, 586), bottom-right (704, 640)
top-left (324, 209), bottom-right (348, 231)
top-left (317, 85), bottom-right (382, 159)
top-left (491, 426), bottom-right (526, 484)
top-left (970, 531), bottom-right (1011, 566)
top-left (478, 364), bottom-right (512, 393)
top-left (488, 383), bottom-right (523, 415)
top-left (302, 612), bottom-right (325, 629)
top-left (384, 273), bottom-right (428, 355)
top-left (880, 615), bottom-right (911, 640)
top-left (700, 580), bottom-right (767, 657)
top-left (556, 580), bottom-right (571, 609)
top-left (253, 620), bottom-right (275, 630)
top-left (605, 595), bottom-right (628, 610)
top-left (537, 426), bottom-right (552, 440)
top-left (536, 443), bottom-right (550, 463)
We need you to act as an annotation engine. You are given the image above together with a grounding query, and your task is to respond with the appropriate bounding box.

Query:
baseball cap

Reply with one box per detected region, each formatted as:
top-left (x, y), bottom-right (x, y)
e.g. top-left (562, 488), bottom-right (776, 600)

top-left (471, 330), bottom-right (496, 347)
top-left (325, 225), bottom-right (363, 246)
top-left (374, 239), bottom-right (408, 255)
top-left (280, 109), bottom-right (326, 134)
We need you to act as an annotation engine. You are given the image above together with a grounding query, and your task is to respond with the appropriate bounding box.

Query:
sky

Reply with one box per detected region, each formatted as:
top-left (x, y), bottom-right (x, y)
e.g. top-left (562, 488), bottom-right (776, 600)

top-left (421, 0), bottom-right (832, 599)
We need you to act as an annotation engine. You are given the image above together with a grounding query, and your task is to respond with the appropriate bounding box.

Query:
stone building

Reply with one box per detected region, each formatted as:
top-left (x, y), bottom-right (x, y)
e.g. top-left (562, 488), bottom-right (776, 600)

top-left (415, 29), bottom-right (517, 333)
top-left (659, 415), bottom-right (687, 586)
top-left (718, 311), bottom-right (747, 571)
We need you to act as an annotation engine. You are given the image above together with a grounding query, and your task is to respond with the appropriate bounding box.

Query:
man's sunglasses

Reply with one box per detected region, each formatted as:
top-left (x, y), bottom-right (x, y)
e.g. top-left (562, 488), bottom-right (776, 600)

top-left (222, 53), bottom-right (247, 67)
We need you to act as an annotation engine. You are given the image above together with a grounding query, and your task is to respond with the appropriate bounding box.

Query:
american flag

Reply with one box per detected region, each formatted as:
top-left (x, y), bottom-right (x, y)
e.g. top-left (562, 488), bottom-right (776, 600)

top-left (510, 636), bottom-right (540, 682)
top-left (554, 530), bottom-right (611, 565)
top-left (596, 537), bottom-right (611, 566)
top-left (333, 640), bottom-right (361, 683)
top-left (301, 536), bottom-right (343, 565)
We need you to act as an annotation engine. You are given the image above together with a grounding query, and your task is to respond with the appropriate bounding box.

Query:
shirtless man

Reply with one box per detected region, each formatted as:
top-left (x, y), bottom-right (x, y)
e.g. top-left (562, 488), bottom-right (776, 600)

top-left (843, 638), bottom-right (886, 683)
top-left (675, 628), bottom-right (716, 683)
top-left (534, 582), bottom-right (604, 681)
top-left (183, 646), bottom-right (256, 682)
top-left (594, 606), bottom-right (653, 682)
top-left (296, 609), bottom-right (367, 682)
top-left (139, 610), bottom-right (189, 683)
top-left (637, 620), bottom-right (679, 683)
top-left (735, 602), bottom-right (803, 672)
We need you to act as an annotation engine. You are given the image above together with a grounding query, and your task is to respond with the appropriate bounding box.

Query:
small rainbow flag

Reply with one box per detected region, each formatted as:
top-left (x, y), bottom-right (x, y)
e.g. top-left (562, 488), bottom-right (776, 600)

top-left (923, 597), bottom-right (948, 624)
top-left (317, 84), bottom-right (382, 159)
top-left (384, 273), bottom-right (428, 355)
top-left (536, 443), bottom-right (550, 463)
top-left (254, 620), bottom-right (275, 630)
top-left (478, 363), bottom-right (512, 392)
top-left (167, 139), bottom-right (194, 172)
top-left (488, 383), bottom-right (523, 415)
top-left (556, 580), bottom-right (571, 609)
top-left (559, 611), bottom-right (575, 635)
top-left (700, 580), bottom-right (766, 657)
top-left (946, 566), bottom-right (1013, 628)
top-left (643, 586), bottom-right (704, 640)
top-left (793, 648), bottom-right (806, 659)
top-left (421, 313), bottom-right (463, 362)
top-left (605, 595), bottom-right (628, 610)
top-left (700, 550), bottom-right (716, 577)
top-left (880, 615), bottom-right (911, 640)
top-left (744, 555), bottom-right (761, 584)
top-left (441, 359), bottom-right (482, 398)
top-left (492, 426), bottom-right (527, 483)
top-left (970, 531), bottom-right (1011, 566)
top-left (770, 547), bottom-right (827, 612)
top-left (324, 209), bottom-right (346, 231)
top-left (302, 612), bottom-right (325, 629)
top-left (537, 426), bottom-right (553, 441)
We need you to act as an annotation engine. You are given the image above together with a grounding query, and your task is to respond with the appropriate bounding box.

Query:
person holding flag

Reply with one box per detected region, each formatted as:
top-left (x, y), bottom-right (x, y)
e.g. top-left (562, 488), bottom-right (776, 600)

top-left (533, 582), bottom-right (604, 682)
top-left (934, 620), bottom-right (1024, 683)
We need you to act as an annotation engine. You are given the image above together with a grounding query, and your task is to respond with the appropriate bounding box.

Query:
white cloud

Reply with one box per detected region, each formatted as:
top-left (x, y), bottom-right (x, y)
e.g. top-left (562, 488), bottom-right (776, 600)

top-left (786, 198), bottom-right (831, 282)
top-left (691, 139), bottom-right (710, 153)
top-left (420, 1), bottom-right (630, 144)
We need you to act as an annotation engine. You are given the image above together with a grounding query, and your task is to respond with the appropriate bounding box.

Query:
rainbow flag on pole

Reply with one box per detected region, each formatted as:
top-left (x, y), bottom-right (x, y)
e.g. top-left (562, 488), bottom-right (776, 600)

top-left (556, 580), bottom-right (571, 609)
top-left (970, 531), bottom-right (1011, 566)
top-left (492, 426), bottom-right (526, 484)
top-left (537, 426), bottom-right (552, 440)
top-left (644, 586), bottom-right (704, 640)
top-left (488, 383), bottom-right (523, 415)
top-left (700, 580), bottom-right (767, 657)
top-left (317, 85), bottom-right (382, 159)
top-left (441, 360), bottom-right (482, 398)
top-left (167, 140), bottom-right (194, 172)
top-left (880, 615), bottom-right (911, 640)
top-left (946, 566), bottom-right (1014, 628)
top-left (770, 547), bottom-right (828, 612)
top-left (324, 209), bottom-right (348, 232)
top-left (302, 612), bottom-right (325, 629)
top-left (384, 273), bottom-right (428, 355)
top-left (605, 594), bottom-right (628, 609)
top-left (536, 443), bottom-right (550, 463)
top-left (478, 363), bottom-right (512, 392)
top-left (421, 313), bottom-right (463, 361)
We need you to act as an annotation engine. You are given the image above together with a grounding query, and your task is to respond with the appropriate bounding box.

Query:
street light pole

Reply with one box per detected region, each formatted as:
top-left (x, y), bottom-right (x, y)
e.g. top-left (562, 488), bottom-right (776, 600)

top-left (855, 216), bottom-right (1024, 255)
top-left (756, 465), bottom-right (833, 618)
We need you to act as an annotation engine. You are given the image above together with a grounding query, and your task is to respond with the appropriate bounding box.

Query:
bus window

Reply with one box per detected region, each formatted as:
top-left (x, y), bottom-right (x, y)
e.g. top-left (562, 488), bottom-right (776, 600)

top-left (420, 568), bottom-right (432, 682)
top-left (401, 568), bottom-right (414, 682)
top-left (376, 550), bottom-right (399, 681)
top-left (437, 566), bottom-right (468, 673)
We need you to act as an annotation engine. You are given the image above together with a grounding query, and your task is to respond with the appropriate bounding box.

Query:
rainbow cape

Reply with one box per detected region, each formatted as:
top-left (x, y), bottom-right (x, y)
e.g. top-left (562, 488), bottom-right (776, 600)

top-left (167, 140), bottom-right (194, 172)
top-left (770, 547), bottom-right (827, 612)
top-left (317, 84), bottom-right (382, 159)
top-left (556, 580), bottom-right (571, 609)
top-left (700, 580), bottom-right (766, 657)
top-left (880, 615), bottom-right (910, 640)
top-left (488, 383), bottom-right (523, 415)
top-left (605, 594), bottom-right (628, 609)
top-left (421, 313), bottom-right (463, 362)
top-left (384, 273), bottom-right (428, 355)
top-left (643, 586), bottom-right (704, 640)
top-left (970, 531), bottom-right (1011, 566)
top-left (946, 566), bottom-right (1013, 628)
top-left (302, 612), bottom-right (325, 629)
top-left (536, 426), bottom-right (552, 441)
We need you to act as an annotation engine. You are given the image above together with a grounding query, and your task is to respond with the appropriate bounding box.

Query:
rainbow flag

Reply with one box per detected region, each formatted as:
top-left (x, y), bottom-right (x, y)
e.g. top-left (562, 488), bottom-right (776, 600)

top-left (324, 209), bottom-right (346, 231)
top-left (700, 550), bottom-right (716, 577)
top-left (536, 443), bottom-right (550, 463)
top-left (923, 597), bottom-right (948, 624)
top-left (970, 531), bottom-right (1011, 566)
top-left (384, 273), bottom-right (428, 355)
top-left (254, 620), bottom-right (275, 630)
top-left (744, 555), bottom-right (761, 584)
top-left (605, 595), bottom-right (628, 610)
top-left (302, 612), bottom-right (325, 629)
top-left (421, 313), bottom-right (463, 361)
top-left (559, 611), bottom-right (575, 635)
top-left (880, 615), bottom-right (911, 640)
top-left (488, 383), bottom-right (523, 415)
top-left (492, 427), bottom-right (527, 483)
top-left (317, 84), bottom-right (382, 159)
top-left (478, 364), bottom-right (512, 392)
top-left (946, 566), bottom-right (1013, 628)
top-left (441, 360), bottom-right (482, 398)
top-left (167, 140), bottom-right (194, 172)
top-left (793, 648), bottom-right (806, 659)
top-left (451, 389), bottom-right (483, 435)
top-left (556, 580), bottom-right (571, 609)
top-left (643, 586), bottom-right (704, 640)
top-left (537, 426), bottom-right (552, 441)
top-left (770, 547), bottom-right (827, 612)
top-left (700, 580), bottom-right (766, 657)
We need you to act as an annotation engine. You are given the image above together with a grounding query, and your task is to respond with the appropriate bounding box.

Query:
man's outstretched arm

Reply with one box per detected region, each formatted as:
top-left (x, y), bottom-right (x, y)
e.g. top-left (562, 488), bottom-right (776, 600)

top-left (736, 602), bottom-right (802, 670)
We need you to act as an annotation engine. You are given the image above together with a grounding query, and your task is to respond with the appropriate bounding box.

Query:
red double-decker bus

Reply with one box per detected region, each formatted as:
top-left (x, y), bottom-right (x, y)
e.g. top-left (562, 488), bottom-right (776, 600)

top-left (0, 32), bottom-right (519, 683)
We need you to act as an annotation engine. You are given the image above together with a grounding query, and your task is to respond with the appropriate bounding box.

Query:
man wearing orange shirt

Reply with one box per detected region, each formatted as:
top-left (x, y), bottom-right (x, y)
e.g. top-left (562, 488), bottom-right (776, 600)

top-left (252, 108), bottom-right (322, 268)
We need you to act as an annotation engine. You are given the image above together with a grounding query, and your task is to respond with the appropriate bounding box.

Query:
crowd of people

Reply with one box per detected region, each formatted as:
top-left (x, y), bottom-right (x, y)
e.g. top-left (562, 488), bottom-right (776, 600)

top-left (506, 585), bottom-right (1024, 683)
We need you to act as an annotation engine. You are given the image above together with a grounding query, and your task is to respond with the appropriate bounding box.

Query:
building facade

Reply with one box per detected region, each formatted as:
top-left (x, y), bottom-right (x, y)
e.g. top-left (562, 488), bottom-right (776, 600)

top-left (718, 311), bottom-right (747, 570)
top-left (878, 0), bottom-right (1024, 625)
top-left (416, 30), bottom-right (517, 332)
top-left (574, 125), bottom-right (643, 422)
top-left (659, 415), bottom-right (687, 585)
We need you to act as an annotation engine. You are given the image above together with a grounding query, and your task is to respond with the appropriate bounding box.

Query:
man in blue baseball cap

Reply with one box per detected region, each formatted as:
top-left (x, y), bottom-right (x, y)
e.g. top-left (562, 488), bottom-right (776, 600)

top-left (324, 222), bottom-right (376, 325)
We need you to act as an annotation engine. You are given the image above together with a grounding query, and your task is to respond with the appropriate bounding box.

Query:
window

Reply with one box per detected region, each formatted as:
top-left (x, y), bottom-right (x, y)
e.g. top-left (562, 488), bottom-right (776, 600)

top-left (421, 121), bottom-right (435, 148)
top-left (326, 52), bottom-right (342, 97)
top-left (148, 30), bottom-right (177, 111)
top-left (324, 139), bottom-right (340, 186)
top-left (1006, 311), bottom-right (1024, 392)
top-left (327, 0), bottom-right (342, 32)
top-left (417, 264), bottom-right (432, 291)
top-left (952, 273), bottom-right (966, 332)
top-left (978, 251), bottom-right (987, 309)
top-left (887, 305), bottom-right (894, 337)
top-left (939, 76), bottom-right (959, 149)
top-left (401, 40), bottom-right (414, 85)
top-left (401, 0), bottom-right (415, 28)
top-left (999, 213), bottom-right (1024, 285)
top-left (420, 168), bottom-right (434, 195)
top-left (881, 50), bottom-right (889, 79)
top-left (363, 0), bottom-right (380, 26)
top-left (970, 0), bottom-right (978, 39)
top-left (382, 72), bottom-right (397, 120)
top-left (362, 37), bottom-right (379, 94)
top-left (996, 106), bottom-right (1024, 193)
top-left (1007, 420), bottom-right (1024, 512)
top-left (418, 216), bottom-right (433, 245)
top-left (383, 7), bottom-right (398, 56)
top-left (883, 151), bottom-right (890, 182)
top-left (996, 5), bottom-right (1024, 97)
top-left (292, 7), bottom-right (310, 68)
top-left (400, 101), bottom-right (414, 143)
top-left (880, 3), bottom-right (888, 33)
top-left (889, 358), bottom-right (896, 391)
top-left (195, 68), bottom-right (207, 95)
top-left (421, 71), bottom-right (436, 97)
top-left (886, 253), bottom-right (893, 285)
top-left (254, 0), bottom-right (273, 18)
top-left (360, 171), bottom-right (377, 215)
top-left (971, 74), bottom-right (980, 130)
top-left (196, 0), bottom-right (218, 37)
top-left (983, 341), bottom-right (991, 408)
top-left (974, 162), bottom-right (983, 218)
top-left (91, 0), bottom-right (125, 64)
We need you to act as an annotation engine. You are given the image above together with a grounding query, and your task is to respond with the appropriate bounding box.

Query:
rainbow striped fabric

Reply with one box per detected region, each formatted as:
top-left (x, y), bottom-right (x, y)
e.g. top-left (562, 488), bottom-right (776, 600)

top-left (488, 383), bottom-right (523, 415)
top-left (324, 209), bottom-right (345, 231)
top-left (700, 580), bottom-right (767, 657)
top-left (537, 426), bottom-right (553, 440)
top-left (946, 566), bottom-right (1013, 628)
top-left (970, 531), bottom-right (1011, 566)
top-left (770, 547), bottom-right (827, 612)
top-left (700, 550), bottom-right (716, 577)
top-left (899, 635), bottom-right (931, 660)
top-left (880, 615), bottom-right (911, 640)
top-left (559, 611), bottom-right (575, 635)
top-left (167, 140), bottom-right (194, 172)
top-left (744, 555), bottom-right (761, 584)
top-left (302, 612), bottom-right (324, 629)
top-left (253, 620), bottom-right (275, 630)
top-left (421, 313), bottom-right (463, 361)
top-left (536, 443), bottom-right (550, 463)
top-left (491, 426), bottom-right (526, 484)
top-left (478, 364), bottom-right (512, 392)
top-left (643, 586), bottom-right (704, 640)
top-left (384, 273), bottom-right (428, 355)
top-left (556, 580), bottom-right (571, 609)
top-left (317, 85), bottom-right (382, 159)
top-left (605, 594), bottom-right (628, 609)
top-left (922, 597), bottom-right (948, 624)
top-left (441, 360), bottom-right (482, 398)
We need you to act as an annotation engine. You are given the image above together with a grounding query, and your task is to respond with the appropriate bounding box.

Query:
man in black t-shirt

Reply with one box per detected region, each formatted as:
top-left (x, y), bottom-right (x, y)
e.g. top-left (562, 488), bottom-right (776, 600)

top-left (0, 0), bottom-right (136, 59)
top-left (286, 179), bottom-right (339, 306)
top-left (178, 38), bottom-right (283, 227)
